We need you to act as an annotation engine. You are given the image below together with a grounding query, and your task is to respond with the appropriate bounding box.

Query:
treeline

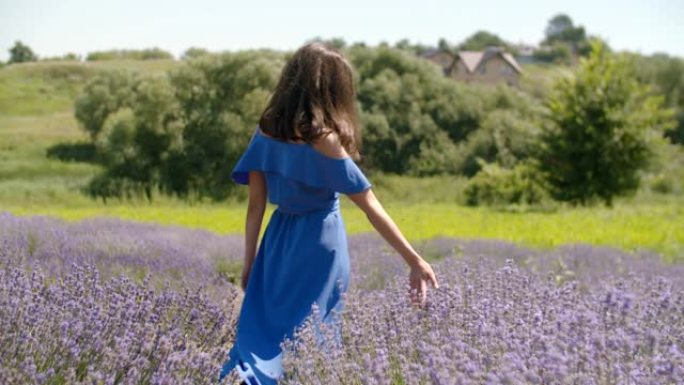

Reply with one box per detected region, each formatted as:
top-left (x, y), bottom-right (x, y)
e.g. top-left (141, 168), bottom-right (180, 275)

top-left (0, 13), bottom-right (613, 68)
top-left (85, 48), bottom-right (174, 61)
top-left (1, 41), bottom-right (176, 64)
top-left (72, 40), bottom-right (679, 206)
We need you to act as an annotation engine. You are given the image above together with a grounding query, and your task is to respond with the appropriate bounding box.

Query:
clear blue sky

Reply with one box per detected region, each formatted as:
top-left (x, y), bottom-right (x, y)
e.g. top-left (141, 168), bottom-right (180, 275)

top-left (0, 0), bottom-right (682, 61)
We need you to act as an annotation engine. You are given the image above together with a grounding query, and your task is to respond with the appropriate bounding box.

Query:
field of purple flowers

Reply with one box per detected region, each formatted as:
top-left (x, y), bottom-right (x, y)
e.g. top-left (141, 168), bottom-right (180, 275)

top-left (1, 211), bottom-right (683, 384)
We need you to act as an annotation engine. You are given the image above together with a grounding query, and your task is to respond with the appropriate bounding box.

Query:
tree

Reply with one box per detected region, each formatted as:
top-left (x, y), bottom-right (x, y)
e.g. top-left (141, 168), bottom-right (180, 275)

top-left (89, 76), bottom-right (182, 201)
top-left (392, 39), bottom-right (430, 55)
top-left (394, 39), bottom-right (411, 50)
top-left (8, 41), bottom-right (38, 63)
top-left (85, 48), bottom-right (173, 61)
top-left (76, 45), bottom-right (545, 201)
top-left (349, 45), bottom-right (543, 176)
top-left (166, 50), bottom-right (284, 200)
top-left (537, 40), bottom-right (676, 206)
top-left (629, 52), bottom-right (684, 145)
top-left (41, 52), bottom-right (81, 62)
top-left (306, 36), bottom-right (347, 50)
top-left (543, 14), bottom-right (586, 45)
top-left (181, 47), bottom-right (210, 60)
top-left (458, 31), bottom-right (515, 54)
top-left (532, 41), bottom-right (573, 65)
top-left (351, 46), bottom-right (465, 174)
top-left (74, 71), bottom-right (137, 140)
top-left (541, 14), bottom-right (596, 60)
top-left (437, 38), bottom-right (452, 53)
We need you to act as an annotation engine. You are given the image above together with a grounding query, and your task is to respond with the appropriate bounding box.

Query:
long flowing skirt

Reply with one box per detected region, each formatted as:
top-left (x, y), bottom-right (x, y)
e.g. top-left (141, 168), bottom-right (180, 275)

top-left (218, 206), bottom-right (350, 384)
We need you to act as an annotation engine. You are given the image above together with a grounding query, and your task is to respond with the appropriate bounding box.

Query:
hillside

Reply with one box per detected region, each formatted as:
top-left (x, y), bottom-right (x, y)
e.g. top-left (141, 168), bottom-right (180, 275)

top-left (1, 58), bottom-right (682, 259)
top-left (0, 57), bottom-right (558, 207)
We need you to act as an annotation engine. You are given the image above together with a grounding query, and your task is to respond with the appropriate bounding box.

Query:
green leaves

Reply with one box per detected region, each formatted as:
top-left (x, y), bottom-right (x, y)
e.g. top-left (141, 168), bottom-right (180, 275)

top-left (538, 40), bottom-right (676, 206)
top-left (77, 50), bottom-right (286, 202)
top-left (350, 46), bottom-right (541, 176)
top-left (74, 70), bottom-right (137, 140)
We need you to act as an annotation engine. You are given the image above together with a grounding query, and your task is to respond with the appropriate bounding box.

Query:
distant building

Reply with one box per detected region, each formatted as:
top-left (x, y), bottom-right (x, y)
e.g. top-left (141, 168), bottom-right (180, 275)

top-left (510, 42), bottom-right (538, 65)
top-left (420, 46), bottom-right (523, 86)
top-left (419, 48), bottom-right (455, 75)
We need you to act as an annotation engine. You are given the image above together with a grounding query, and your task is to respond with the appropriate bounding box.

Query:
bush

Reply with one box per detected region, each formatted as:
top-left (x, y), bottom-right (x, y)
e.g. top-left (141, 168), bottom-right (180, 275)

top-left (464, 161), bottom-right (548, 206)
top-left (78, 50), bottom-right (285, 201)
top-left (84, 173), bottom-right (152, 202)
top-left (95, 108), bottom-right (137, 167)
top-left (642, 142), bottom-right (684, 195)
top-left (166, 50), bottom-right (284, 200)
top-left (74, 70), bottom-right (137, 140)
top-left (45, 142), bottom-right (96, 163)
top-left (40, 53), bottom-right (81, 62)
top-left (453, 103), bottom-right (542, 176)
top-left (648, 173), bottom-right (675, 194)
top-left (181, 47), bottom-right (211, 60)
top-left (8, 41), bottom-right (38, 63)
top-left (349, 46), bottom-right (544, 176)
top-left (532, 41), bottom-right (573, 65)
top-left (70, 46), bottom-right (548, 201)
top-left (629, 52), bottom-right (684, 145)
top-left (537, 40), bottom-right (676, 206)
top-left (86, 76), bottom-right (182, 201)
top-left (85, 48), bottom-right (174, 61)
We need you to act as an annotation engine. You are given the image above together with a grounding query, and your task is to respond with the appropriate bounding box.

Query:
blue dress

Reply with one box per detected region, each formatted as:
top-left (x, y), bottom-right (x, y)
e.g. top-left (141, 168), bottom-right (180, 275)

top-left (218, 125), bottom-right (372, 384)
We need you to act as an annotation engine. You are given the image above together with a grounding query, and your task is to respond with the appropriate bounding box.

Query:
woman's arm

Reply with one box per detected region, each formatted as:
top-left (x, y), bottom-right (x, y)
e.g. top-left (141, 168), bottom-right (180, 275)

top-left (242, 170), bottom-right (267, 291)
top-left (347, 188), bottom-right (439, 304)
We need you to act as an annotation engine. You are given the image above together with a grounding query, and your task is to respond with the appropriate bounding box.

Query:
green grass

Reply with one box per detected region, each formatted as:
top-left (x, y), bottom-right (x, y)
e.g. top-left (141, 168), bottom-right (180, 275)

top-left (1, 59), bottom-right (683, 261)
top-left (0, 61), bottom-right (180, 206)
top-left (5, 198), bottom-right (684, 260)
top-left (0, 112), bottom-right (102, 206)
top-left (0, 60), bottom-right (180, 116)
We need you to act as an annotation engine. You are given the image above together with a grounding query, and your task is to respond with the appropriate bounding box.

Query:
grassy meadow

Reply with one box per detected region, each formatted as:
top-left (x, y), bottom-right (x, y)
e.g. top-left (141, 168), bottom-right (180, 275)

top-left (1, 59), bottom-right (683, 261)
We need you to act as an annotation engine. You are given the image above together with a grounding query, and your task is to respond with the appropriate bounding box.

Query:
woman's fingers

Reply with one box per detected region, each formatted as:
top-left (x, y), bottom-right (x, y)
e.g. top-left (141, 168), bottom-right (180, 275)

top-left (429, 271), bottom-right (439, 289)
top-left (409, 276), bottom-right (426, 305)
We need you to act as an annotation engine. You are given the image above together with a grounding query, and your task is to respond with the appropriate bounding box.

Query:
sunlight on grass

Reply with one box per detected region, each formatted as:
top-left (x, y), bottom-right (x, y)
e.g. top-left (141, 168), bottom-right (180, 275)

top-left (6, 200), bottom-right (683, 260)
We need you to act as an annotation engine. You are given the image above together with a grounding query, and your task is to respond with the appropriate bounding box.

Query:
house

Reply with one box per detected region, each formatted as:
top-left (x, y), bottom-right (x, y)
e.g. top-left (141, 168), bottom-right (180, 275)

top-left (510, 42), bottom-right (538, 65)
top-left (420, 46), bottom-right (523, 86)
top-left (419, 48), bottom-right (455, 76)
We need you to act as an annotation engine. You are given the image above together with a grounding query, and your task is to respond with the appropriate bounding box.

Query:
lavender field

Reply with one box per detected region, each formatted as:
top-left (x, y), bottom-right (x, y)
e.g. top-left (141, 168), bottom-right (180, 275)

top-left (1, 211), bottom-right (683, 384)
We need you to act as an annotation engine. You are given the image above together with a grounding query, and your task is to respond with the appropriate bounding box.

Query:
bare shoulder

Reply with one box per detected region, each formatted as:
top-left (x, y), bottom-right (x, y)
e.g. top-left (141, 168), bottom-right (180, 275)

top-left (311, 131), bottom-right (350, 160)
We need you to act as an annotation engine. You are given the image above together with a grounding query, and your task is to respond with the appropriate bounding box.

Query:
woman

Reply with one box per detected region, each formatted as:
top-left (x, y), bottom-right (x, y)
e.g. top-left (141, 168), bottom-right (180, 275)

top-left (219, 42), bottom-right (438, 385)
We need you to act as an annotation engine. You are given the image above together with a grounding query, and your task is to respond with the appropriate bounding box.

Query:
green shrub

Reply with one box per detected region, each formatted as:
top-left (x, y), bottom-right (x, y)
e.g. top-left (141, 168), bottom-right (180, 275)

top-left (95, 108), bottom-right (137, 167)
top-left (537, 40), bottom-right (676, 206)
top-left (74, 70), bottom-right (137, 140)
top-left (464, 161), bottom-right (548, 206)
top-left (648, 173), bottom-right (675, 194)
top-left (86, 48), bottom-right (174, 61)
top-left (8, 41), bottom-right (38, 63)
top-left (68, 45), bottom-right (552, 201)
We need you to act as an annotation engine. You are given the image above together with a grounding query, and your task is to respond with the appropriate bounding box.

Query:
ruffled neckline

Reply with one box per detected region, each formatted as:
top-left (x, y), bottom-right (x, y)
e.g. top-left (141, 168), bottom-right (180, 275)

top-left (231, 126), bottom-right (372, 194)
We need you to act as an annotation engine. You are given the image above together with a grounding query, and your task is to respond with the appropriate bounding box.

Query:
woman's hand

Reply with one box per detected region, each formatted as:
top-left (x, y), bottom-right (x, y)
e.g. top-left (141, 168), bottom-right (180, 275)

top-left (408, 259), bottom-right (439, 305)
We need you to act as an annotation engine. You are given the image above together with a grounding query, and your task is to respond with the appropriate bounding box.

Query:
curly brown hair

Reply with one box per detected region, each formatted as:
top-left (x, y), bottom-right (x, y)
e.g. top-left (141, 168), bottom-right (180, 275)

top-left (258, 41), bottom-right (361, 158)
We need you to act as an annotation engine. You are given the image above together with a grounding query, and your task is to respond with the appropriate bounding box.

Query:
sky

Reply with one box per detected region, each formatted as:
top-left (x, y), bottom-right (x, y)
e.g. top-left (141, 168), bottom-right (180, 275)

top-left (0, 0), bottom-right (682, 61)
